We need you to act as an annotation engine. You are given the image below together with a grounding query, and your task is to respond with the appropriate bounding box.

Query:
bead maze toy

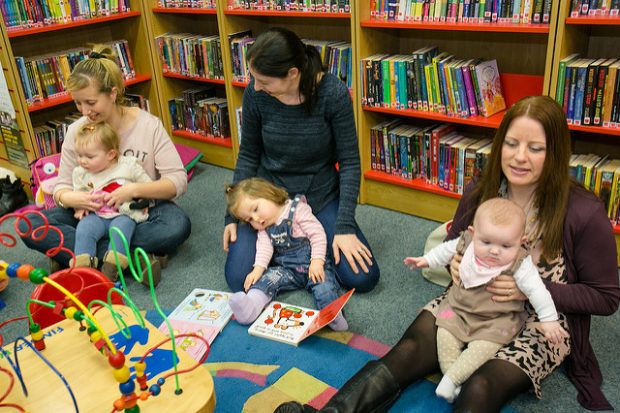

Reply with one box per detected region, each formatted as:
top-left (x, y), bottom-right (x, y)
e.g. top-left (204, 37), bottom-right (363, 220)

top-left (0, 210), bottom-right (215, 412)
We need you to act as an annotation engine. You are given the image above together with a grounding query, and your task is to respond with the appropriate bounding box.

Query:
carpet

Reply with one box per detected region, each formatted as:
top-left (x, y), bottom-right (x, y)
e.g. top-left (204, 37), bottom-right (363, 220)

top-left (146, 310), bottom-right (518, 413)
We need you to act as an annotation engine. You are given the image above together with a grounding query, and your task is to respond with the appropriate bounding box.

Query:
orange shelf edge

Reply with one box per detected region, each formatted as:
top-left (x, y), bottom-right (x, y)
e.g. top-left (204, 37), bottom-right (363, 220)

top-left (163, 72), bottom-right (225, 84)
top-left (224, 10), bottom-right (350, 18)
top-left (232, 80), bottom-right (249, 88)
top-left (7, 11), bottom-right (141, 38)
top-left (172, 130), bottom-right (233, 148)
top-left (365, 170), bottom-right (462, 199)
top-left (27, 73), bottom-right (151, 112)
top-left (565, 16), bottom-right (620, 25)
top-left (569, 124), bottom-right (620, 137)
top-left (152, 7), bottom-right (216, 14)
top-left (360, 20), bottom-right (550, 33)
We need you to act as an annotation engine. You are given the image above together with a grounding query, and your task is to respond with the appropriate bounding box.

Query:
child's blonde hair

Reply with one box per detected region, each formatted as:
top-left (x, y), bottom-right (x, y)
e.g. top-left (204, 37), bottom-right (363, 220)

top-left (226, 177), bottom-right (288, 219)
top-left (75, 121), bottom-right (120, 159)
top-left (474, 198), bottom-right (526, 233)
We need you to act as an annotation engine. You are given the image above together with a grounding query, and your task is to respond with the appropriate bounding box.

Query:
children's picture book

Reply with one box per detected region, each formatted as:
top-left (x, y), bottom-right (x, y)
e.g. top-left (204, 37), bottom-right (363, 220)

top-left (474, 59), bottom-right (506, 117)
top-left (248, 289), bottom-right (354, 346)
top-left (158, 288), bottom-right (233, 361)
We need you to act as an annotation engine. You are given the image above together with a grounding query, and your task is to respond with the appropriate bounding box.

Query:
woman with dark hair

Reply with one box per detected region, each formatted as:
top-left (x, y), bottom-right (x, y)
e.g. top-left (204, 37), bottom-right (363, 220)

top-left (20, 44), bottom-right (190, 280)
top-left (223, 27), bottom-right (380, 293)
top-left (277, 96), bottom-right (620, 412)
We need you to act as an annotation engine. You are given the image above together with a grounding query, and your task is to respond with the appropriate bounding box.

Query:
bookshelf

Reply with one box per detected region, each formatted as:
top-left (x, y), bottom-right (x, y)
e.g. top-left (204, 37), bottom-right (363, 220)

top-left (550, 0), bottom-right (620, 259)
top-left (143, 2), bottom-right (235, 168)
top-left (354, 0), bottom-right (560, 223)
top-left (0, 2), bottom-right (161, 194)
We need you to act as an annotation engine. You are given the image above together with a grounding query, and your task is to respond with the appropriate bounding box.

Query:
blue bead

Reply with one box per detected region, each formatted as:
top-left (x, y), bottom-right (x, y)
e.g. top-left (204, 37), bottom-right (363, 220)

top-left (6, 263), bottom-right (21, 278)
top-left (157, 377), bottom-right (165, 386)
top-left (149, 384), bottom-right (161, 396)
top-left (119, 380), bottom-right (136, 395)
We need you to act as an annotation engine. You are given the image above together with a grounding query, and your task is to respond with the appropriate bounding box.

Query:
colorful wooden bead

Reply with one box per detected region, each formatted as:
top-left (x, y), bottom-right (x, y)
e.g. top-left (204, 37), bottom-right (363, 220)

top-left (29, 267), bottom-right (48, 284)
top-left (30, 330), bottom-right (43, 341)
top-left (72, 310), bottom-right (84, 321)
top-left (139, 392), bottom-right (149, 401)
top-left (134, 361), bottom-right (146, 374)
top-left (64, 307), bottom-right (77, 320)
top-left (29, 323), bottom-right (41, 333)
top-left (33, 339), bottom-right (46, 351)
top-left (89, 331), bottom-right (102, 343)
top-left (136, 375), bottom-right (148, 390)
top-left (156, 377), bottom-right (165, 386)
top-left (119, 380), bottom-right (136, 395)
top-left (16, 264), bottom-right (34, 281)
top-left (123, 394), bottom-right (138, 409)
top-left (108, 351), bottom-right (125, 369)
top-left (124, 405), bottom-right (140, 413)
top-left (113, 398), bottom-right (125, 410)
top-left (113, 365), bottom-right (130, 383)
top-left (6, 262), bottom-right (20, 278)
top-left (149, 384), bottom-right (161, 396)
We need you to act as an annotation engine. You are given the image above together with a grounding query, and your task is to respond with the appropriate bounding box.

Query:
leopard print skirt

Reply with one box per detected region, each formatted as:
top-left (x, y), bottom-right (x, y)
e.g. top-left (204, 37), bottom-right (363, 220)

top-left (423, 254), bottom-right (571, 398)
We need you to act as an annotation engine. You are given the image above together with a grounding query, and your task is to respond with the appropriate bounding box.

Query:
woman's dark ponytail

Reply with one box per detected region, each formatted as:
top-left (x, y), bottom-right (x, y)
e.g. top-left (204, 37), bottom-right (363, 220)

top-left (247, 27), bottom-right (325, 113)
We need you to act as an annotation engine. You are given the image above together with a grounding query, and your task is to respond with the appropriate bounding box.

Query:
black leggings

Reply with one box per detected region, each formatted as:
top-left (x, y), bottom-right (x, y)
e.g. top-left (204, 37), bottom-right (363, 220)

top-left (382, 310), bottom-right (532, 413)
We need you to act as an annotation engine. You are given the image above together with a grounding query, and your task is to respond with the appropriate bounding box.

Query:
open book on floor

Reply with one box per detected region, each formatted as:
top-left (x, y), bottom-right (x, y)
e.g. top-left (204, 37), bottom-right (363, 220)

top-left (159, 288), bottom-right (233, 360)
top-left (248, 289), bottom-right (354, 346)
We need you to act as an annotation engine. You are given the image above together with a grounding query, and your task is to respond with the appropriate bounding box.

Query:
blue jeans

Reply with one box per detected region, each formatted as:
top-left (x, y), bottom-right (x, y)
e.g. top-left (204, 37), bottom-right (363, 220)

top-left (225, 198), bottom-right (380, 293)
top-left (19, 201), bottom-right (191, 267)
top-left (75, 214), bottom-right (136, 257)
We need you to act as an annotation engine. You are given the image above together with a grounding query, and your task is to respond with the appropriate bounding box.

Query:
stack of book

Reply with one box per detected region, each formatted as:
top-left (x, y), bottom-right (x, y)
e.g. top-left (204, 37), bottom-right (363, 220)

top-left (226, 0), bottom-right (351, 12)
top-left (155, 33), bottom-right (224, 80)
top-left (370, 120), bottom-right (493, 194)
top-left (569, 0), bottom-right (620, 17)
top-left (555, 54), bottom-right (620, 128)
top-left (158, 0), bottom-right (217, 8)
top-left (304, 39), bottom-right (352, 89)
top-left (228, 30), bottom-right (255, 83)
top-left (372, 0), bottom-right (553, 24)
top-left (361, 50), bottom-right (506, 118)
top-left (169, 87), bottom-right (230, 138)
top-left (1, 0), bottom-right (132, 30)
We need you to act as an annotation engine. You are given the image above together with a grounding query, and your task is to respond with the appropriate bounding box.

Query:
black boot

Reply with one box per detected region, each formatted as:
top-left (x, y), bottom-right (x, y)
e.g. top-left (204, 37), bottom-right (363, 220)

top-left (0, 176), bottom-right (28, 215)
top-left (274, 360), bottom-right (400, 413)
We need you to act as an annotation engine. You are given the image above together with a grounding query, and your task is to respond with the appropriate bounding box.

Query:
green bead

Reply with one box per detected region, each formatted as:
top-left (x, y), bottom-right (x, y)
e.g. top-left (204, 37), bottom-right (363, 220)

top-left (124, 405), bottom-right (140, 413)
top-left (87, 325), bottom-right (98, 334)
top-left (29, 268), bottom-right (48, 284)
top-left (73, 310), bottom-right (84, 321)
top-left (29, 323), bottom-right (41, 333)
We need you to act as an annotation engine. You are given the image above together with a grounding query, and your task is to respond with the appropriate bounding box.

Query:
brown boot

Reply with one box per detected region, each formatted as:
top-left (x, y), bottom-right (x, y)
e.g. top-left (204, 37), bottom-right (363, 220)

top-left (100, 251), bottom-right (129, 282)
top-left (69, 254), bottom-right (98, 268)
top-left (138, 254), bottom-right (161, 288)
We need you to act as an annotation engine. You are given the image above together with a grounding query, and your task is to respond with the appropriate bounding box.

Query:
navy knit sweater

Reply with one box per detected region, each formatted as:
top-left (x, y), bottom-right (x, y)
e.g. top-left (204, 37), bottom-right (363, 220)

top-left (227, 73), bottom-right (361, 234)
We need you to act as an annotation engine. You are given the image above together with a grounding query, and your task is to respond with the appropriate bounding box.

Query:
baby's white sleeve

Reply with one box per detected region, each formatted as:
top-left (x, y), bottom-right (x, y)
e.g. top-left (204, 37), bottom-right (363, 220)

top-left (513, 256), bottom-right (558, 322)
top-left (424, 238), bottom-right (459, 268)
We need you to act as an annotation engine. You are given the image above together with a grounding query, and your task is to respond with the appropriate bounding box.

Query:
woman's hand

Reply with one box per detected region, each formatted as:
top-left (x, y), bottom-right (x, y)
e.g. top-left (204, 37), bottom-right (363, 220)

top-left (486, 274), bottom-right (527, 302)
top-left (223, 223), bottom-right (238, 252)
top-left (104, 183), bottom-right (137, 209)
top-left (449, 253), bottom-right (462, 286)
top-left (332, 234), bottom-right (373, 274)
top-left (61, 191), bottom-right (104, 212)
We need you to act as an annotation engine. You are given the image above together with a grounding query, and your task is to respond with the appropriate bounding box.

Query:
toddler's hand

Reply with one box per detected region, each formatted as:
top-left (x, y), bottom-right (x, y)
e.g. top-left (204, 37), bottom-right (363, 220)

top-left (403, 256), bottom-right (428, 270)
top-left (244, 267), bottom-right (264, 292)
top-left (309, 259), bottom-right (325, 283)
top-left (74, 209), bottom-right (88, 220)
top-left (538, 320), bottom-right (569, 345)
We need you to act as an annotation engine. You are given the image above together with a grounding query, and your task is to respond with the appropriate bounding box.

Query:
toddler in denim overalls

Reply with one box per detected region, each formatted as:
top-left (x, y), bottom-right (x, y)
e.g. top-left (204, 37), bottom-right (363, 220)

top-left (225, 177), bottom-right (348, 331)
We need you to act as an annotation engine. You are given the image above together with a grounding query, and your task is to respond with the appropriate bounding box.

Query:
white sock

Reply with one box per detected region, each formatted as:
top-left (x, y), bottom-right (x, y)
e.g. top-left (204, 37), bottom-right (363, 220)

top-left (436, 375), bottom-right (458, 403)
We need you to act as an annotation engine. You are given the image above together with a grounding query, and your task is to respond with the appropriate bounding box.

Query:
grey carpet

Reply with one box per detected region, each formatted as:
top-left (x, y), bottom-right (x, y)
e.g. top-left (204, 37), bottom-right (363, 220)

top-left (1, 162), bottom-right (618, 412)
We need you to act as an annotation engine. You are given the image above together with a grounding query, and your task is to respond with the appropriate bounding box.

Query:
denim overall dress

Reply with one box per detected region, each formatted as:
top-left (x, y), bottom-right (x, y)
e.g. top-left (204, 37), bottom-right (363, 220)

top-left (249, 195), bottom-right (341, 310)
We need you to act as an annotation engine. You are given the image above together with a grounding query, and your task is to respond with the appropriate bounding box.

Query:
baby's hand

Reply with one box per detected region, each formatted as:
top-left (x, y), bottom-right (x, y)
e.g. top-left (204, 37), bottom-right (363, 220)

top-left (309, 259), bottom-right (325, 283)
top-left (538, 320), bottom-right (569, 345)
top-left (74, 209), bottom-right (88, 220)
top-left (244, 267), bottom-right (264, 292)
top-left (403, 256), bottom-right (428, 270)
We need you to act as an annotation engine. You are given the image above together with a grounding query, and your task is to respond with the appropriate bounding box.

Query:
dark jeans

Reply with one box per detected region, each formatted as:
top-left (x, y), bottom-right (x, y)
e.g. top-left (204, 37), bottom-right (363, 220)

top-left (225, 198), bottom-right (380, 293)
top-left (19, 201), bottom-right (191, 267)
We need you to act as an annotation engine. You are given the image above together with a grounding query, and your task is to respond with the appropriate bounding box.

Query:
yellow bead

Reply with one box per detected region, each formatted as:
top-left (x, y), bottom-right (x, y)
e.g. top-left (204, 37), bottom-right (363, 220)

top-left (31, 330), bottom-right (43, 341)
top-left (113, 365), bottom-right (131, 383)
top-left (65, 307), bottom-right (77, 320)
top-left (89, 331), bottom-right (102, 343)
top-left (134, 361), bottom-right (146, 373)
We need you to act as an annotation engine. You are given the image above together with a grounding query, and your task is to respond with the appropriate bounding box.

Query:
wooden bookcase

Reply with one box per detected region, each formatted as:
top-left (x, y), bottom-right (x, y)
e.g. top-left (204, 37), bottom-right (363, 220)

top-left (0, 0), bottom-right (161, 193)
top-left (354, 0), bottom-right (560, 223)
top-left (550, 0), bottom-right (620, 259)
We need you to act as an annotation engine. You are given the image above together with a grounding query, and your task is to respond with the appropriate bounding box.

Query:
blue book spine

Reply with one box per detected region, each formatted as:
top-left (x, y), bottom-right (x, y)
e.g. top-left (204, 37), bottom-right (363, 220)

top-left (573, 64), bottom-right (589, 125)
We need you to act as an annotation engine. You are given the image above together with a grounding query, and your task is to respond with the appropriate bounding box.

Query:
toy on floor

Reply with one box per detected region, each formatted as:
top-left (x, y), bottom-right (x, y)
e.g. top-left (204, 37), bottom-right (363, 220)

top-left (0, 210), bottom-right (215, 412)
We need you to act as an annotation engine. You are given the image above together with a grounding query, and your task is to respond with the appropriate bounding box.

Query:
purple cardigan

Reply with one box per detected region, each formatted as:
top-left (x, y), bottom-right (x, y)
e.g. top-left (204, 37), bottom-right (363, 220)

top-left (447, 184), bottom-right (620, 411)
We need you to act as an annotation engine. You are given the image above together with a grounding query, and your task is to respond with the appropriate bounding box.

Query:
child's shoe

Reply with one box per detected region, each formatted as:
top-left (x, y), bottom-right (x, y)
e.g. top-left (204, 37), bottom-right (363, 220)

top-left (138, 254), bottom-right (161, 288)
top-left (229, 289), bottom-right (270, 324)
top-left (69, 253), bottom-right (97, 268)
top-left (328, 311), bottom-right (348, 331)
top-left (100, 251), bottom-right (129, 282)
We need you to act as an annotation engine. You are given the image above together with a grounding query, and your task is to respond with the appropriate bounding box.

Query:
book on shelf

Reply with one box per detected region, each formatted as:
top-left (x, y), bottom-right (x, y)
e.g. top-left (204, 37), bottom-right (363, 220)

top-left (248, 289), bottom-right (354, 346)
top-left (158, 288), bottom-right (233, 361)
top-left (473, 59), bottom-right (505, 117)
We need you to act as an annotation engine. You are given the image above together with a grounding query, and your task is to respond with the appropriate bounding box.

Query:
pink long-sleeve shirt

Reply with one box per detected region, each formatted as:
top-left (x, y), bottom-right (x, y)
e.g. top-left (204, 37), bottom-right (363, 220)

top-left (254, 199), bottom-right (327, 269)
